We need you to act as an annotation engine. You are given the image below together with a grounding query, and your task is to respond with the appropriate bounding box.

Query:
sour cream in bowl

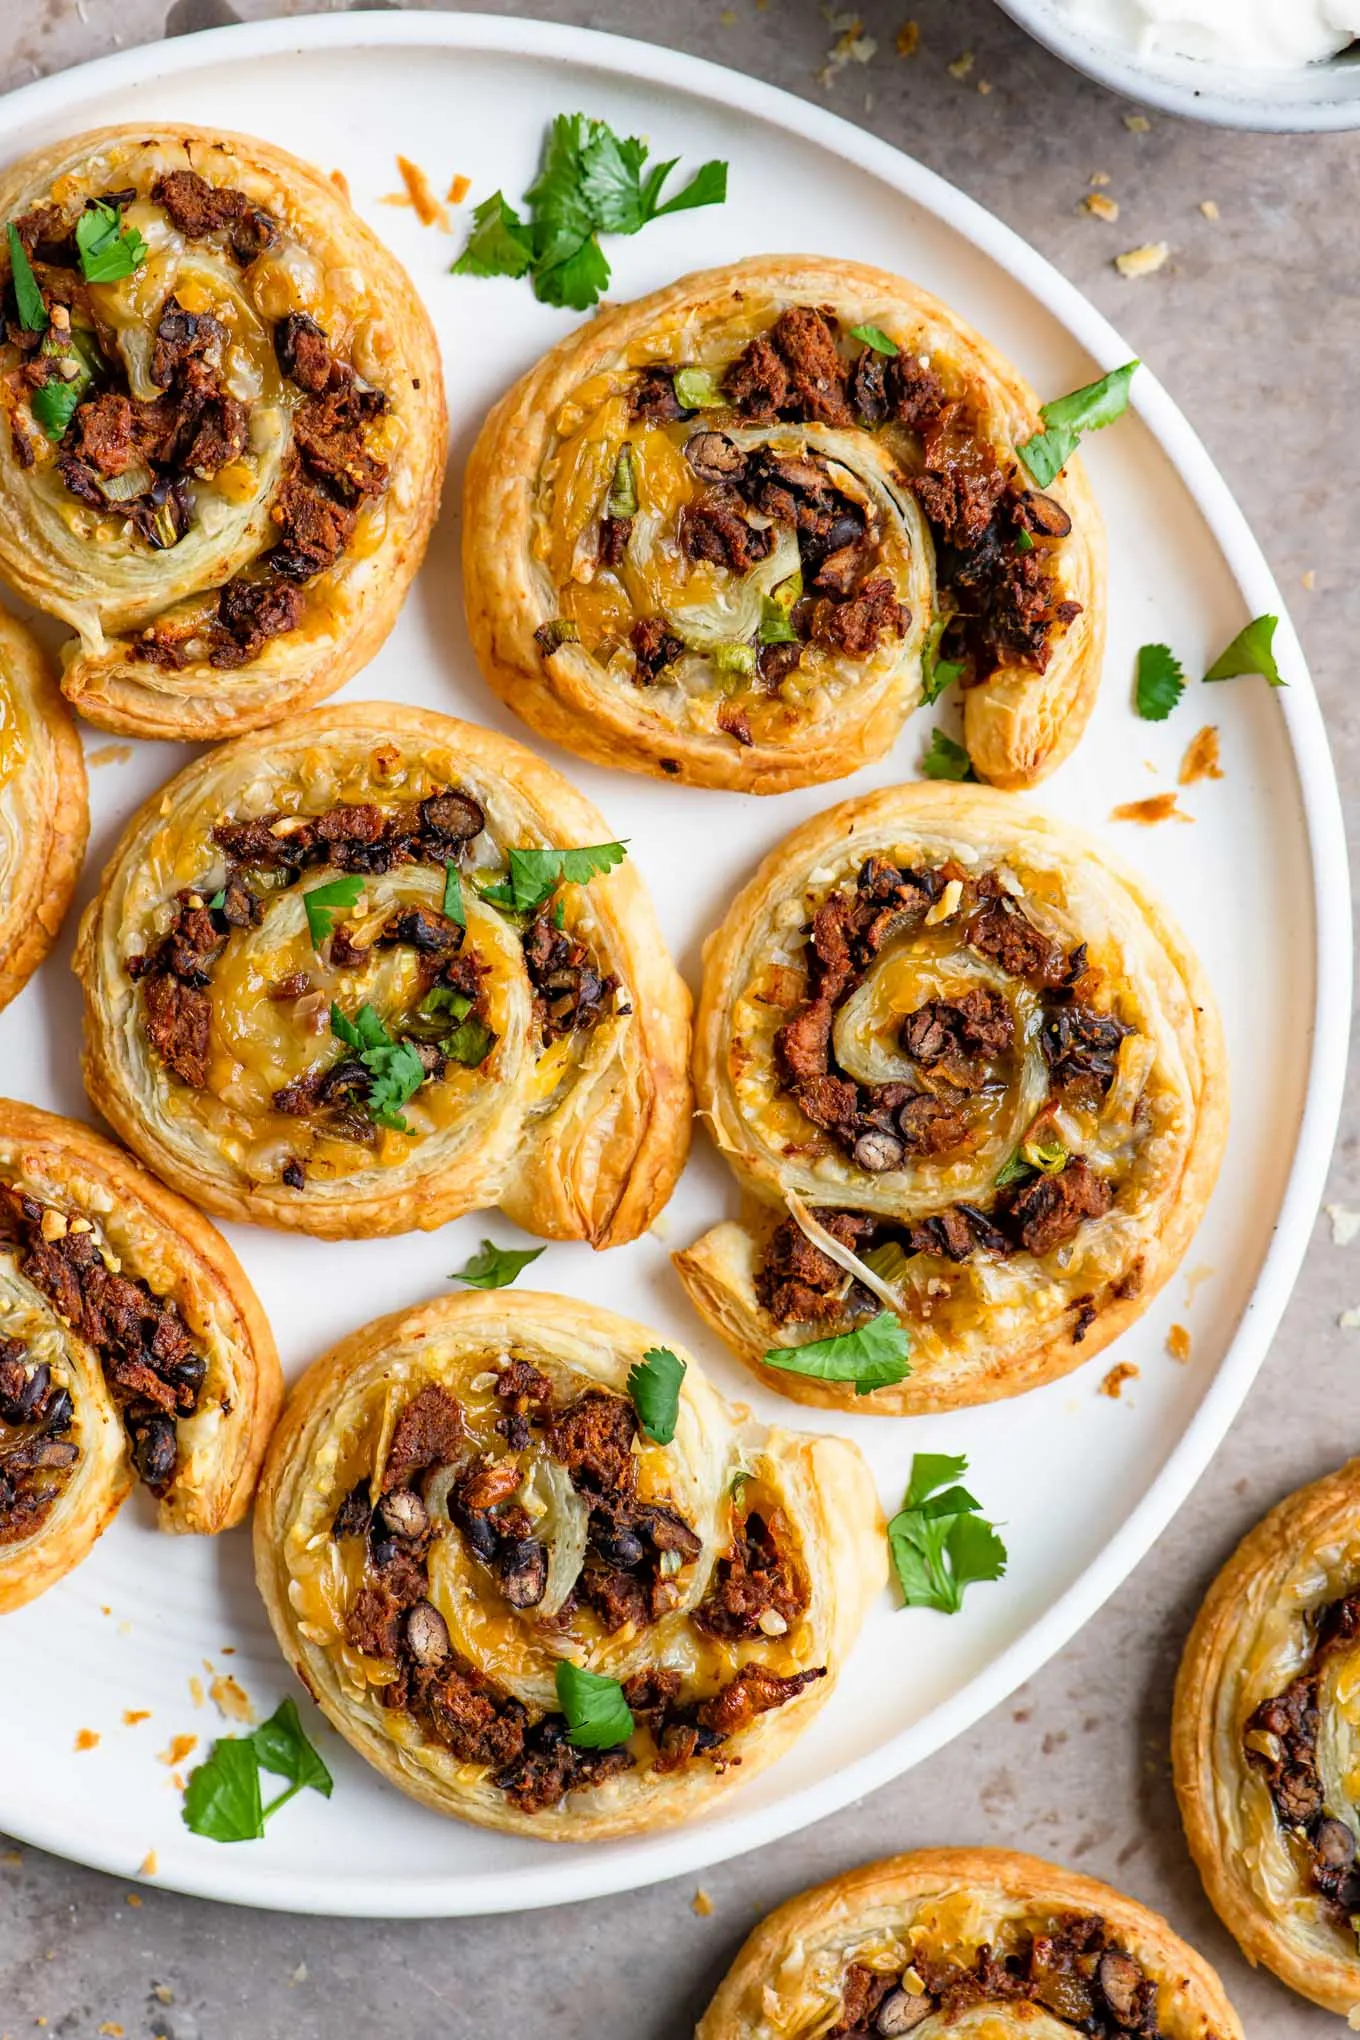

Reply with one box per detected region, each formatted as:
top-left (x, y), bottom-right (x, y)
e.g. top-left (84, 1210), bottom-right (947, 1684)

top-left (993, 0), bottom-right (1360, 127)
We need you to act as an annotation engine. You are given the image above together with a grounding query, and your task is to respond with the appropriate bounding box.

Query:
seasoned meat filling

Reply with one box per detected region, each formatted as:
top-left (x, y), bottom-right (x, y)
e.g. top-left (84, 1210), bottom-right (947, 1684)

top-left (1246, 1590), bottom-right (1360, 1924)
top-left (0, 1337), bottom-right (78, 1543)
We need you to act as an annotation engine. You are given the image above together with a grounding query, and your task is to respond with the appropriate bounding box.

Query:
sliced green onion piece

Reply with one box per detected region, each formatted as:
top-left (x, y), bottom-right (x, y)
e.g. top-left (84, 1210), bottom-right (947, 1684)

top-left (674, 366), bottom-right (723, 410)
top-left (862, 1241), bottom-right (909, 1285)
top-left (534, 618), bottom-right (581, 655)
top-left (95, 463), bottom-right (154, 504)
top-left (1021, 1136), bottom-right (1068, 1175)
top-left (606, 442), bottom-right (638, 519)
top-left (758, 568), bottom-right (803, 646)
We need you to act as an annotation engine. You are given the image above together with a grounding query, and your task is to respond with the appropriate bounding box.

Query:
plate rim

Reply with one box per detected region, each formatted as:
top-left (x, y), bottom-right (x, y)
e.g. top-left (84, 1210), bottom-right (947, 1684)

top-left (0, 6), bottom-right (1349, 1917)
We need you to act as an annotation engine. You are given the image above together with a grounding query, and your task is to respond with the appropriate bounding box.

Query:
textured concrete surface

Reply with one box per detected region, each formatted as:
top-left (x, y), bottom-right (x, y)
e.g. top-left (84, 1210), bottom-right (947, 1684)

top-left (2, 1), bottom-right (1358, 2034)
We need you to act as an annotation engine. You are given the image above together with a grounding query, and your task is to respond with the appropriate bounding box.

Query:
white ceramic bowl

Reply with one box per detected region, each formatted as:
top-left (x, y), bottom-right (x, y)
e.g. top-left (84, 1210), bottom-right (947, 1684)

top-left (994, 0), bottom-right (1360, 128)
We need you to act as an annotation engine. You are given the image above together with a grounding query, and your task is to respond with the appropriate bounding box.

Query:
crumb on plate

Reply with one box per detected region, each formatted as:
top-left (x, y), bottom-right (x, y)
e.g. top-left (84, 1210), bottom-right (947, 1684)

top-left (896, 20), bottom-right (920, 57)
top-left (1179, 726), bottom-right (1223, 786)
top-left (692, 1888), bottom-right (715, 1916)
top-left (1115, 242), bottom-right (1169, 279)
top-left (1082, 192), bottom-right (1119, 222)
top-left (74, 1729), bottom-right (99, 1752)
top-left (1166, 1324), bottom-right (1192, 1363)
top-left (1110, 792), bottom-right (1192, 826)
top-left (1100, 1361), bottom-right (1140, 1400)
top-left (159, 1734), bottom-right (198, 1768)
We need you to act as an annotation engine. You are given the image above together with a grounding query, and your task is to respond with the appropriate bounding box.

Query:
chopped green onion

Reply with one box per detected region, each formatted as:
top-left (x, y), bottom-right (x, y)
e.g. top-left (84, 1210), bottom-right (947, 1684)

top-left (534, 618), bottom-right (580, 655)
top-left (1021, 1136), bottom-right (1068, 1175)
top-left (606, 442), bottom-right (638, 519)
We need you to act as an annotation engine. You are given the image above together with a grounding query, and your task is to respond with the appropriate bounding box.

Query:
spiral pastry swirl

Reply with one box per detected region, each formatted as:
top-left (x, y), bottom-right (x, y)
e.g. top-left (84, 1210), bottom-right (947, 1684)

top-left (1173, 1461), bottom-right (1360, 2017)
top-left (463, 255), bottom-right (1102, 792)
top-left (697, 1848), bottom-right (1242, 2039)
top-left (0, 608), bottom-right (87, 1012)
top-left (0, 1100), bottom-right (279, 1613)
top-left (675, 783), bottom-right (1226, 1413)
top-left (253, 1291), bottom-right (883, 1839)
top-left (0, 125), bottom-right (444, 739)
top-left (75, 703), bottom-right (691, 1241)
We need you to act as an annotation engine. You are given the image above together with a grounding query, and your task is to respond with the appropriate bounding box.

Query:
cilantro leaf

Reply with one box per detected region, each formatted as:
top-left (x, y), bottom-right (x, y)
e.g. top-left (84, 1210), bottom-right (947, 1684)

top-left (850, 322), bottom-right (899, 356)
top-left (329, 1003), bottom-right (426, 1132)
top-left (75, 200), bottom-right (147, 285)
top-left (181, 1734), bottom-right (264, 1843)
top-left (535, 233), bottom-right (611, 312)
top-left (481, 841), bottom-right (627, 916)
top-left (921, 728), bottom-right (976, 782)
top-left (995, 1152), bottom-right (1034, 1189)
top-left (251, 1698), bottom-right (333, 1799)
top-left (451, 192), bottom-right (536, 280)
top-left (6, 222), bottom-right (47, 331)
top-left (449, 1238), bottom-right (545, 1289)
top-left (442, 863), bottom-right (466, 927)
top-left (1018, 360), bottom-right (1139, 489)
top-left (626, 1346), bottom-right (686, 1444)
top-left (920, 617), bottom-right (964, 707)
top-left (420, 985), bottom-right (471, 1023)
top-left (303, 874), bottom-right (364, 947)
top-left (30, 378), bottom-right (82, 443)
top-left (452, 112), bottom-right (726, 312)
top-left (1135, 642), bottom-right (1185, 722)
top-left (555, 1660), bottom-right (634, 1749)
top-left (207, 890), bottom-right (227, 912)
top-left (888, 1452), bottom-right (1007, 1614)
top-left (1203, 614), bottom-right (1283, 688)
top-left (442, 1015), bottom-right (496, 1067)
top-left (763, 1311), bottom-right (910, 1397)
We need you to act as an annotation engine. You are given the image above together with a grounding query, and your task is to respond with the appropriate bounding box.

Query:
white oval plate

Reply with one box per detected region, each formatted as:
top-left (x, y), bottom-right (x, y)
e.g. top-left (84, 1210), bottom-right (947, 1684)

top-left (0, 11), bottom-right (1347, 1917)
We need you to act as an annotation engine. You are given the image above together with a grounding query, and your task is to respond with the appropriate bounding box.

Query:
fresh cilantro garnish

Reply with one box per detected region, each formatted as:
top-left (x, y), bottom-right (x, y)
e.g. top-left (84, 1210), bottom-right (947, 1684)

top-left (479, 841), bottom-right (627, 915)
top-left (330, 1002), bottom-right (426, 1132)
top-left (921, 728), bottom-right (976, 782)
top-left (1135, 642), bottom-right (1185, 721)
top-left (763, 1311), bottom-right (910, 1398)
top-left (920, 617), bottom-right (964, 706)
top-left (442, 1015), bottom-right (496, 1067)
top-left (1203, 614), bottom-right (1283, 688)
top-left (303, 874), bottom-right (364, 947)
top-left (442, 862), bottom-right (466, 927)
top-left (207, 889), bottom-right (227, 912)
top-left (555, 1660), bottom-right (634, 1749)
top-left (850, 322), bottom-right (899, 356)
top-left (449, 1238), bottom-right (546, 1289)
top-left (994, 1152), bottom-right (1034, 1189)
top-left (626, 1346), bottom-right (686, 1445)
top-left (420, 985), bottom-right (472, 1022)
top-left (6, 222), bottom-right (47, 331)
top-left (75, 199), bottom-right (148, 285)
top-left (1018, 360), bottom-right (1139, 490)
top-left (29, 378), bottom-right (82, 442)
top-left (452, 113), bottom-right (726, 312)
top-left (182, 1698), bottom-right (332, 1843)
top-left (887, 1453), bottom-right (1008, 1615)
top-left (1014, 529), bottom-right (1035, 554)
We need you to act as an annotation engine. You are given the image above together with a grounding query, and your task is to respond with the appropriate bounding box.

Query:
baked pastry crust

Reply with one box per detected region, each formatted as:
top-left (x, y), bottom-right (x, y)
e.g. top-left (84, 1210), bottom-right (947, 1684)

top-left (0, 1099), bottom-right (280, 1612)
top-left (0, 607), bottom-right (88, 1011)
top-left (463, 255), bottom-right (1104, 793)
top-left (1173, 1460), bottom-right (1360, 2017)
top-left (74, 702), bottom-right (691, 1241)
top-left (0, 124), bottom-right (444, 739)
top-left (254, 1289), bottom-right (884, 1840)
top-left (675, 782), bottom-right (1226, 1413)
top-left (696, 1847), bottom-right (1242, 2038)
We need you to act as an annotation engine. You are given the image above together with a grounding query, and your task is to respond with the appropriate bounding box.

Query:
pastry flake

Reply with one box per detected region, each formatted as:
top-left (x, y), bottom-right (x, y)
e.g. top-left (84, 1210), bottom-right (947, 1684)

top-left (0, 608), bottom-right (88, 1012)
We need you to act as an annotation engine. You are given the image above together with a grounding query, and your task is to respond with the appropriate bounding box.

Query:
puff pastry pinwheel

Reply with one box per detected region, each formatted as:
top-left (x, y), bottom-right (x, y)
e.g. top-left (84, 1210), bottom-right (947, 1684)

top-left (0, 607), bottom-right (87, 1010)
top-left (0, 125), bottom-right (444, 740)
top-left (1172, 1459), bottom-right (1360, 2017)
top-left (462, 255), bottom-right (1103, 793)
top-left (74, 703), bottom-right (691, 1242)
top-left (696, 1847), bottom-right (1242, 2039)
top-left (675, 783), bottom-right (1226, 1413)
top-left (254, 1290), bottom-right (883, 1839)
top-left (0, 1099), bottom-right (279, 1613)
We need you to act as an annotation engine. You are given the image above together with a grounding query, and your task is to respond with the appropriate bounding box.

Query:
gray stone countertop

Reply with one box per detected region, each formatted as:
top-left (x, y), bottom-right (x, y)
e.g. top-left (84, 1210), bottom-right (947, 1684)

top-left (1, 1), bottom-right (1357, 2034)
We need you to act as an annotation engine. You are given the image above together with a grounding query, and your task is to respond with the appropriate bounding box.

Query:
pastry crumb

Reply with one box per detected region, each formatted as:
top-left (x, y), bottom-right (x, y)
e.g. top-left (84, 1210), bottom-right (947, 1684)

top-left (1089, 171), bottom-right (1111, 186)
top-left (1302, 568), bottom-right (1317, 590)
top-left (291, 1963), bottom-right (309, 1986)
top-left (159, 1734), bottom-right (198, 1768)
top-left (381, 156), bottom-right (451, 232)
top-left (98, 2026), bottom-right (124, 2037)
top-left (818, 17), bottom-right (878, 87)
top-left (1166, 1323), bottom-right (1192, 1363)
top-left (1339, 1308), bottom-right (1360, 1330)
top-left (86, 744), bottom-right (133, 769)
top-left (329, 168), bottom-right (350, 204)
top-left (1124, 111), bottom-right (1152, 131)
top-left (125, 1893), bottom-right (141, 1908)
top-left (896, 20), bottom-right (920, 57)
top-left (692, 1887), bottom-right (715, 1915)
top-left (1114, 241), bottom-right (1169, 279)
top-left (976, 77), bottom-right (993, 94)
top-left (1326, 1203), bottom-right (1360, 1246)
top-left (1199, 198), bottom-right (1219, 219)
top-left (1178, 726), bottom-right (1223, 786)
top-left (1109, 792), bottom-right (1191, 826)
top-left (447, 173), bottom-right (471, 205)
top-left (121, 1709), bottom-right (151, 1726)
top-left (1100, 1361), bottom-right (1139, 1400)
top-left (188, 1676), bottom-right (204, 1708)
top-left (209, 1674), bottom-right (254, 1724)
top-left (74, 1729), bottom-right (99, 1752)
top-left (947, 49), bottom-right (974, 79)
top-left (1184, 1263), bottom-right (1214, 1304)
top-left (1082, 192), bottom-right (1119, 222)
top-left (151, 1985), bottom-right (172, 2005)
top-left (2, 1848), bottom-right (21, 1865)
